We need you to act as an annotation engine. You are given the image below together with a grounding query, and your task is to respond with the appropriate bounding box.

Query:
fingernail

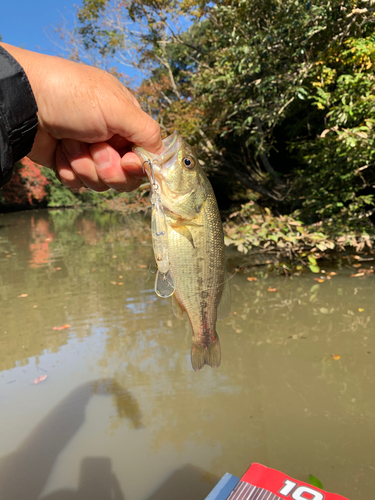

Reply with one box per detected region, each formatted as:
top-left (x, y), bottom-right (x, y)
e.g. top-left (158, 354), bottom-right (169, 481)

top-left (63, 139), bottom-right (82, 157)
top-left (92, 147), bottom-right (110, 168)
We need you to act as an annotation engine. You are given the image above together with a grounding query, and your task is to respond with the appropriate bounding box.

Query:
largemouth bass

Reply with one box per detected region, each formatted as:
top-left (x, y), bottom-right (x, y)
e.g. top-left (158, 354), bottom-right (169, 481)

top-left (133, 131), bottom-right (230, 371)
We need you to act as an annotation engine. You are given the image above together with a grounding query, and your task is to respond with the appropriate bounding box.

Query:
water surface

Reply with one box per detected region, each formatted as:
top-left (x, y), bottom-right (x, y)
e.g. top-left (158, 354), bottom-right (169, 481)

top-left (0, 209), bottom-right (374, 500)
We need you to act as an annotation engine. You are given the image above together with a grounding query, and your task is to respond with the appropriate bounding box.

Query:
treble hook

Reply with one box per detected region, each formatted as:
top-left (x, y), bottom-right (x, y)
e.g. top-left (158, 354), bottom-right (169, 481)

top-left (142, 159), bottom-right (160, 188)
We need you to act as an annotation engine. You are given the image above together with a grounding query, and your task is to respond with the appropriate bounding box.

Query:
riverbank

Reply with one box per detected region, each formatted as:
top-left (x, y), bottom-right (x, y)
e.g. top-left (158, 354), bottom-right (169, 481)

top-left (1, 160), bottom-right (375, 274)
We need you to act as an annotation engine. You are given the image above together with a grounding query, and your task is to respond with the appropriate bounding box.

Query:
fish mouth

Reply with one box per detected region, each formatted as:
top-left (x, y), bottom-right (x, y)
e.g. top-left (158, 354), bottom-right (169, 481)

top-left (133, 130), bottom-right (182, 184)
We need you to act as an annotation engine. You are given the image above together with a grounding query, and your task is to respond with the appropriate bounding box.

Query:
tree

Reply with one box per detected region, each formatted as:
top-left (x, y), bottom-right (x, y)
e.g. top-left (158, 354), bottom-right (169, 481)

top-left (54, 0), bottom-right (375, 224)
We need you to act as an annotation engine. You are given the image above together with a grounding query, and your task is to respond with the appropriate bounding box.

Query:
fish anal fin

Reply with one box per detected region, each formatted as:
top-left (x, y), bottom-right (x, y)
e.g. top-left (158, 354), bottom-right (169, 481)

top-left (217, 279), bottom-right (231, 320)
top-left (191, 339), bottom-right (221, 371)
top-left (172, 293), bottom-right (184, 319)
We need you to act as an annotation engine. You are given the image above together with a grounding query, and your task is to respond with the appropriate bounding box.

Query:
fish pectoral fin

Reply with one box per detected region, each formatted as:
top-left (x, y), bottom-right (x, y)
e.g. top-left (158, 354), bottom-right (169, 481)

top-left (170, 224), bottom-right (195, 248)
top-left (191, 339), bottom-right (221, 371)
top-left (217, 279), bottom-right (231, 320)
top-left (171, 293), bottom-right (185, 319)
top-left (155, 270), bottom-right (175, 298)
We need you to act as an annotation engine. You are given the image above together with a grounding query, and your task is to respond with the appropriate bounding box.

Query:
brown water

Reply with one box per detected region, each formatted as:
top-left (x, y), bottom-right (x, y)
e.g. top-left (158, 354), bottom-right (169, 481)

top-left (0, 209), bottom-right (374, 500)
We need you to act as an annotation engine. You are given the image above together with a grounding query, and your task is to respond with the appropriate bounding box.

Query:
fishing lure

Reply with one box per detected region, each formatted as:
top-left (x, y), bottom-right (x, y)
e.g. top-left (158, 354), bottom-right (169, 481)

top-left (147, 160), bottom-right (175, 298)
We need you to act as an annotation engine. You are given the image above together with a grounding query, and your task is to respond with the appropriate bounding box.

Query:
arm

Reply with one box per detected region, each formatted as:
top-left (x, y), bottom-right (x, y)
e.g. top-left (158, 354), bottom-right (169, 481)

top-left (0, 43), bottom-right (163, 191)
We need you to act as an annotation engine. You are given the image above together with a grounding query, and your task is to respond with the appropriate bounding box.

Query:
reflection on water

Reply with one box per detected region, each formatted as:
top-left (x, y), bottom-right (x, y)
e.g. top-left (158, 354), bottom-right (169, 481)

top-left (0, 209), bottom-right (374, 500)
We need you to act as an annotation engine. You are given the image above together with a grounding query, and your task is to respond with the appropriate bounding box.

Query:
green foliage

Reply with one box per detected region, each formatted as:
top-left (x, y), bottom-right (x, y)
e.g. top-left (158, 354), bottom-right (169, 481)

top-left (308, 474), bottom-right (324, 489)
top-left (41, 168), bottom-right (77, 207)
top-left (288, 35), bottom-right (375, 222)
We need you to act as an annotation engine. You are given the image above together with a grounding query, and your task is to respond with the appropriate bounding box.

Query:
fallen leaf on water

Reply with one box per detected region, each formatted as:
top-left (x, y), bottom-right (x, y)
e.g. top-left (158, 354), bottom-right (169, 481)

top-left (353, 263), bottom-right (362, 268)
top-left (110, 281), bottom-right (117, 285)
top-left (314, 278), bottom-right (324, 283)
top-left (332, 354), bottom-right (341, 361)
top-left (32, 374), bottom-right (47, 384)
top-left (267, 287), bottom-right (278, 292)
top-left (358, 308), bottom-right (364, 312)
top-left (118, 282), bottom-right (124, 285)
top-left (17, 294), bottom-right (28, 298)
top-left (54, 267), bottom-right (62, 271)
top-left (232, 311), bottom-right (237, 315)
top-left (308, 474), bottom-right (324, 489)
top-left (363, 268), bottom-right (374, 275)
top-left (247, 277), bottom-right (258, 282)
top-left (350, 272), bottom-right (365, 278)
top-left (33, 305), bottom-right (38, 308)
top-left (328, 272), bottom-right (337, 276)
top-left (52, 324), bottom-right (71, 331)
top-left (119, 275), bottom-right (123, 279)
top-left (139, 265), bottom-right (147, 269)
top-left (353, 255), bottom-right (361, 260)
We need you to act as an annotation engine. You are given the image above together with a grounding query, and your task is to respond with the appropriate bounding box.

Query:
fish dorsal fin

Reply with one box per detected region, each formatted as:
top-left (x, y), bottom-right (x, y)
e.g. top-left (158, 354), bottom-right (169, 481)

top-left (155, 270), bottom-right (175, 298)
top-left (172, 293), bottom-right (185, 319)
top-left (217, 279), bottom-right (231, 320)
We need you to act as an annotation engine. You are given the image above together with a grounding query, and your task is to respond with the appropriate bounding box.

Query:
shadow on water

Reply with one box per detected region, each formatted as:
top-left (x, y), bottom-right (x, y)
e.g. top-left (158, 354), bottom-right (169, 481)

top-left (0, 379), bottom-right (142, 500)
top-left (42, 457), bottom-right (125, 500)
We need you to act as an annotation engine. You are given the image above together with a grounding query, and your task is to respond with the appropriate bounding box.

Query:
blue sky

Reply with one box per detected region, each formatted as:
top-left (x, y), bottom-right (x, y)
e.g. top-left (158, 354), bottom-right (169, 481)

top-left (0, 0), bottom-right (79, 55)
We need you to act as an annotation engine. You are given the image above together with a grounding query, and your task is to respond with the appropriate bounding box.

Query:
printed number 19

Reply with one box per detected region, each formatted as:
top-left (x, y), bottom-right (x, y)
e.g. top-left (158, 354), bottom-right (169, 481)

top-left (279, 479), bottom-right (324, 500)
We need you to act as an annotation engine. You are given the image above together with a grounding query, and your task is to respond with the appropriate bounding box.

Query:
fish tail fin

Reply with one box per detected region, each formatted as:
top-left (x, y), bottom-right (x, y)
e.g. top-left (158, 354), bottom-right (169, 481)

top-left (191, 339), bottom-right (221, 372)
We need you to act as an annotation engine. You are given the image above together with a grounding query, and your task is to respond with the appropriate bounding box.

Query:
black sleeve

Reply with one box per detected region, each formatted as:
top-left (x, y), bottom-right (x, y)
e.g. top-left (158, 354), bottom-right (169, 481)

top-left (0, 45), bottom-right (38, 187)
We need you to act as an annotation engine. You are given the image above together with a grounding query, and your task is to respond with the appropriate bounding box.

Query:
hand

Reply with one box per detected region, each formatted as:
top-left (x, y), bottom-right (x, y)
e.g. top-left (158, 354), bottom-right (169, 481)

top-left (1, 43), bottom-right (163, 192)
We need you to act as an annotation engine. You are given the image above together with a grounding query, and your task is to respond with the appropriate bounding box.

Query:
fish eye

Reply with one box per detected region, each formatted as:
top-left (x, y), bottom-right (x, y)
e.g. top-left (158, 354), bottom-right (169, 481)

top-left (182, 155), bottom-right (195, 170)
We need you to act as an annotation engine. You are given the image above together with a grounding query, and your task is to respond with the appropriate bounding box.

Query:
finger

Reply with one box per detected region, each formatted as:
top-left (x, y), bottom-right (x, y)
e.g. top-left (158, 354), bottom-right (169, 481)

top-left (55, 143), bottom-right (84, 190)
top-left (120, 151), bottom-right (147, 179)
top-left (109, 95), bottom-right (164, 154)
top-left (62, 139), bottom-right (109, 192)
top-left (90, 142), bottom-right (143, 192)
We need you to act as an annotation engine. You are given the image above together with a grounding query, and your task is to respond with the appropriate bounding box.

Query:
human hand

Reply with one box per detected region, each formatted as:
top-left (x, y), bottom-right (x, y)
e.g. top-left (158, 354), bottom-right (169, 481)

top-left (1, 43), bottom-right (163, 192)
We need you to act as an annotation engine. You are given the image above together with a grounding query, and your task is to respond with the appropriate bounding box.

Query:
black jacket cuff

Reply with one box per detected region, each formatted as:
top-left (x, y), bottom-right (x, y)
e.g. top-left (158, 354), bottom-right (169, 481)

top-left (0, 45), bottom-right (38, 187)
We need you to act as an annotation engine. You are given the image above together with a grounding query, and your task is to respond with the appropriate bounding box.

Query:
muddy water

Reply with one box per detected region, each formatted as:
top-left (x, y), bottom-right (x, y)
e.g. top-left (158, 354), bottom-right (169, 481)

top-left (0, 209), bottom-right (374, 500)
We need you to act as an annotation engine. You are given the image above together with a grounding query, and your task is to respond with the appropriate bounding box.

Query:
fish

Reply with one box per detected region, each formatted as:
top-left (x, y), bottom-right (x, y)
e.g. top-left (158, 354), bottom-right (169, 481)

top-left (133, 131), bottom-right (230, 371)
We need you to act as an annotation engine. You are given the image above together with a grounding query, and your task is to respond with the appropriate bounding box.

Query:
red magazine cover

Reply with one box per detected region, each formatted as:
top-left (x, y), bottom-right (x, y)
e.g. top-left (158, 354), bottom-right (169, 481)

top-left (227, 463), bottom-right (349, 500)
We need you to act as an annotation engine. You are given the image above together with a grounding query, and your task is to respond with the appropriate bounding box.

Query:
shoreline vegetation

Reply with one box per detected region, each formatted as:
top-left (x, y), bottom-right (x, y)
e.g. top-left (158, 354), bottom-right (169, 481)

top-left (1, 158), bottom-right (374, 277)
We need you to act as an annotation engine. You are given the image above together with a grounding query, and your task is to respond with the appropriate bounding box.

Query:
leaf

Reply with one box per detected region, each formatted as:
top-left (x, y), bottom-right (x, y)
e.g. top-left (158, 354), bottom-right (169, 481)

top-left (358, 308), bottom-right (364, 312)
top-left (309, 264), bottom-right (320, 273)
top-left (267, 287), bottom-right (278, 292)
top-left (314, 278), bottom-right (324, 283)
top-left (17, 294), bottom-right (28, 298)
top-left (247, 277), bottom-right (258, 282)
top-left (32, 374), bottom-right (48, 385)
top-left (308, 255), bottom-right (317, 266)
top-left (332, 354), bottom-right (341, 361)
top-left (308, 475), bottom-right (323, 489)
top-left (52, 324), bottom-right (71, 331)
top-left (350, 272), bottom-right (365, 277)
